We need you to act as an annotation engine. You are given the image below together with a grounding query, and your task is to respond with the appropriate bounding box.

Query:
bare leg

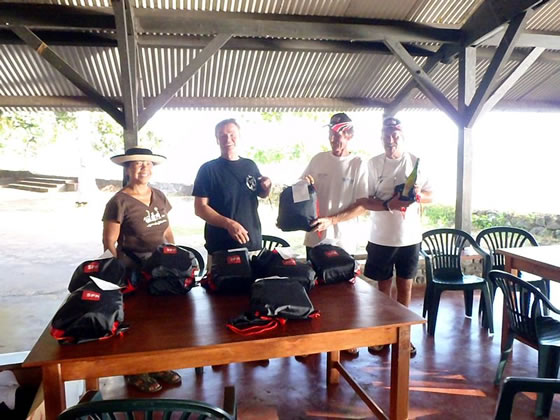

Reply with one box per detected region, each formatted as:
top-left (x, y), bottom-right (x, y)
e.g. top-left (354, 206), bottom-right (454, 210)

top-left (378, 278), bottom-right (392, 296)
top-left (395, 277), bottom-right (413, 307)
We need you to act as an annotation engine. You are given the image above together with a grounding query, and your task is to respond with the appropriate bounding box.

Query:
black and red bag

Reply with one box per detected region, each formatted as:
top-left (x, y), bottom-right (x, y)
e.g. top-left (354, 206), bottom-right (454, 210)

top-left (68, 257), bottom-right (127, 293)
top-left (227, 277), bottom-right (319, 336)
top-left (251, 249), bottom-right (316, 292)
top-left (201, 248), bottom-right (253, 294)
top-left (143, 244), bottom-right (199, 295)
top-left (50, 280), bottom-right (126, 344)
top-left (277, 184), bottom-right (319, 232)
top-left (309, 244), bottom-right (358, 285)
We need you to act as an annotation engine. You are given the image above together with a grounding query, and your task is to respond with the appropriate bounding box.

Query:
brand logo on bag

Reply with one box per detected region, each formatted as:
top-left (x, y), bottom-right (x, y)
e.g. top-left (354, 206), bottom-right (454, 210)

top-left (325, 250), bottom-right (339, 258)
top-left (163, 246), bottom-right (177, 254)
top-left (81, 290), bottom-right (101, 301)
top-left (83, 261), bottom-right (100, 273)
top-left (227, 255), bottom-right (242, 264)
top-left (282, 258), bottom-right (297, 266)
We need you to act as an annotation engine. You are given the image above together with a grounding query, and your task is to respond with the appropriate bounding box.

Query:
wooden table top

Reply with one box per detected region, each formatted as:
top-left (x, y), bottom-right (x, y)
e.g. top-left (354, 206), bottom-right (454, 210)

top-left (24, 278), bottom-right (424, 368)
top-left (497, 245), bottom-right (560, 275)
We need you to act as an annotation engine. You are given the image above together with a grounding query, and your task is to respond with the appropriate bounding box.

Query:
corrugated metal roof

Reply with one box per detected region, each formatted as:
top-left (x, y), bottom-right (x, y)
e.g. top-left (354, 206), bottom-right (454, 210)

top-left (1, 0), bottom-right (559, 113)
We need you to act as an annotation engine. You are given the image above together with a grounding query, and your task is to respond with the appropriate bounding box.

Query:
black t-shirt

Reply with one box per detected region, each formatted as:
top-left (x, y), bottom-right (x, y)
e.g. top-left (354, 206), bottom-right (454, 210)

top-left (192, 157), bottom-right (263, 253)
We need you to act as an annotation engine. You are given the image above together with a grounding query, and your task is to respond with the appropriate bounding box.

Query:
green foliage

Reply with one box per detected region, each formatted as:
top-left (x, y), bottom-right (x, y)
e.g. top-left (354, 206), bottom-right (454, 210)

top-left (247, 141), bottom-right (307, 164)
top-left (91, 112), bottom-right (162, 157)
top-left (422, 204), bottom-right (455, 228)
top-left (472, 212), bottom-right (510, 230)
top-left (0, 111), bottom-right (52, 155)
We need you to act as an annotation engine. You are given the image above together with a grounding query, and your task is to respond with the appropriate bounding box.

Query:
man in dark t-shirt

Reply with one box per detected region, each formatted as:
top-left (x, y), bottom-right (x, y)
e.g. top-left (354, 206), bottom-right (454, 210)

top-left (193, 118), bottom-right (271, 254)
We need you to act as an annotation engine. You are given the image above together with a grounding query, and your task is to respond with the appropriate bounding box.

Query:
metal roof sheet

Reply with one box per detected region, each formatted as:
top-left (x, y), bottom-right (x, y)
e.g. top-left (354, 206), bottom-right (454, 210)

top-left (0, 0), bottom-right (559, 113)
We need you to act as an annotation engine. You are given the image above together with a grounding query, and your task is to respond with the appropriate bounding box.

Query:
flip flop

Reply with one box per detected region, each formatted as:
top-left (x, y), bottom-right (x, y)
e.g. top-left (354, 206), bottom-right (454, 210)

top-left (125, 374), bottom-right (162, 393)
top-left (151, 370), bottom-right (182, 385)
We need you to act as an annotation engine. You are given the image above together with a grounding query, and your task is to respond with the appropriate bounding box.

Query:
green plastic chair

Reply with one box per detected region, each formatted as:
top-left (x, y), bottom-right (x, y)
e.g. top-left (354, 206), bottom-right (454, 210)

top-left (58, 386), bottom-right (236, 420)
top-left (495, 376), bottom-right (560, 420)
top-left (421, 228), bottom-right (494, 336)
top-left (262, 235), bottom-right (290, 250)
top-left (489, 270), bottom-right (560, 418)
top-left (476, 226), bottom-right (549, 298)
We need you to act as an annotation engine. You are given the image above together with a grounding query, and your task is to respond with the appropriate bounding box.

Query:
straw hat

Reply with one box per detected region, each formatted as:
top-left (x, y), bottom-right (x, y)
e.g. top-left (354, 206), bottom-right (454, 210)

top-left (110, 147), bottom-right (166, 166)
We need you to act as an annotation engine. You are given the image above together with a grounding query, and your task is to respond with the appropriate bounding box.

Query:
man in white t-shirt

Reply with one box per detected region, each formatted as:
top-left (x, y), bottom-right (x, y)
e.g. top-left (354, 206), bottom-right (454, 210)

top-left (302, 113), bottom-right (368, 256)
top-left (300, 113), bottom-right (368, 357)
top-left (361, 117), bottom-right (432, 358)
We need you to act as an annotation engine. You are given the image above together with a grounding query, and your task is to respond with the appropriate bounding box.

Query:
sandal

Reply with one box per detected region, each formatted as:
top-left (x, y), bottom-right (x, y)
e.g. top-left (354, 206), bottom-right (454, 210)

top-left (368, 345), bottom-right (387, 353)
top-left (343, 348), bottom-right (359, 355)
top-left (125, 374), bottom-right (162, 393)
top-left (151, 370), bottom-right (182, 385)
top-left (410, 343), bottom-right (417, 358)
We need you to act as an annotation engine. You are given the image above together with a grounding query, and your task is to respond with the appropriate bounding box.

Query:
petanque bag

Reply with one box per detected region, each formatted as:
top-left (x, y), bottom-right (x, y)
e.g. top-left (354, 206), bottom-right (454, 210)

top-left (143, 244), bottom-right (199, 295)
top-left (226, 277), bottom-right (319, 336)
top-left (250, 277), bottom-right (316, 319)
top-left (251, 249), bottom-right (316, 292)
top-left (310, 244), bottom-right (357, 285)
top-left (68, 257), bottom-right (127, 293)
top-left (50, 280), bottom-right (126, 344)
top-left (201, 248), bottom-right (253, 294)
top-left (277, 184), bottom-right (318, 232)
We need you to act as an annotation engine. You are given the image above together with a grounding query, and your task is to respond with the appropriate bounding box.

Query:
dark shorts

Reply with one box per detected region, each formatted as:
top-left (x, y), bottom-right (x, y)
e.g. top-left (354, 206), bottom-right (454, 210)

top-left (364, 242), bottom-right (421, 281)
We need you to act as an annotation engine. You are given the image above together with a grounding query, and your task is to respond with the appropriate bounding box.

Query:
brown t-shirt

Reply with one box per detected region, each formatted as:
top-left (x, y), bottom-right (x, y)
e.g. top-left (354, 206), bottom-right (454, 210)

top-left (102, 188), bottom-right (172, 255)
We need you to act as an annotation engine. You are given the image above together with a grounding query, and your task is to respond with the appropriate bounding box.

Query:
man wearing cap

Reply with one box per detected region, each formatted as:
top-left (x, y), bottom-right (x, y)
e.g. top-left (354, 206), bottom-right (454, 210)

top-left (361, 117), bottom-right (432, 357)
top-left (193, 118), bottom-right (271, 255)
top-left (302, 112), bottom-right (368, 256)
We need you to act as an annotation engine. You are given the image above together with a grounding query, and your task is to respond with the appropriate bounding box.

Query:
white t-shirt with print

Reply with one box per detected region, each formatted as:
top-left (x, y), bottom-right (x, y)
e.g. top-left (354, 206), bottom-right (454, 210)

top-left (302, 151), bottom-right (368, 253)
top-left (368, 152), bottom-right (432, 247)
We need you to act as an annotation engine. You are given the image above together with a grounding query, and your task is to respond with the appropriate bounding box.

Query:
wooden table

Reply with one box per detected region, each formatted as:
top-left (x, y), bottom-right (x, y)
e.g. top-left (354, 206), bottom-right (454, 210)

top-left (24, 278), bottom-right (424, 420)
top-left (497, 245), bottom-right (560, 351)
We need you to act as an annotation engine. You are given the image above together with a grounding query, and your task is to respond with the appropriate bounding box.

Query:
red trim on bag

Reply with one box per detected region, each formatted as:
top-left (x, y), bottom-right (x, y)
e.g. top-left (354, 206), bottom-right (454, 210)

top-left (202, 272), bottom-right (217, 291)
top-left (81, 290), bottom-right (101, 301)
top-left (325, 250), bottom-right (339, 258)
top-left (184, 276), bottom-right (195, 289)
top-left (227, 255), bottom-right (242, 264)
top-left (282, 258), bottom-right (297, 266)
top-left (162, 245), bottom-right (177, 254)
top-left (227, 319), bottom-right (279, 336)
top-left (83, 261), bottom-right (100, 273)
top-left (309, 311), bottom-right (321, 319)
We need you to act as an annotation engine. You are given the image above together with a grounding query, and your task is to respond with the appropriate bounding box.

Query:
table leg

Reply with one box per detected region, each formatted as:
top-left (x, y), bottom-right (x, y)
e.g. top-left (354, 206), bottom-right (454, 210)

top-left (85, 377), bottom-right (99, 391)
top-left (43, 364), bottom-right (65, 420)
top-left (390, 326), bottom-right (410, 420)
top-left (327, 350), bottom-right (340, 384)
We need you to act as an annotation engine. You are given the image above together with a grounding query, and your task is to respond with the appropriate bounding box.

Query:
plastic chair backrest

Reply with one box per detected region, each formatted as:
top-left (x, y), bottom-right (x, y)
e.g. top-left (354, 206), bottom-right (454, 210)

top-left (421, 228), bottom-right (475, 279)
top-left (58, 397), bottom-right (235, 420)
top-left (495, 376), bottom-right (560, 420)
top-left (476, 227), bottom-right (538, 271)
top-left (488, 270), bottom-right (546, 345)
top-left (262, 235), bottom-right (290, 250)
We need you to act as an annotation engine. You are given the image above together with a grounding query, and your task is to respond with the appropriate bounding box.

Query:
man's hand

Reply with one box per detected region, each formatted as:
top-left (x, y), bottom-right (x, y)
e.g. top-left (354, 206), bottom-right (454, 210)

top-left (257, 176), bottom-right (272, 198)
top-left (304, 174), bottom-right (314, 185)
top-left (225, 220), bottom-right (250, 244)
top-left (310, 217), bottom-right (333, 232)
top-left (387, 194), bottom-right (415, 211)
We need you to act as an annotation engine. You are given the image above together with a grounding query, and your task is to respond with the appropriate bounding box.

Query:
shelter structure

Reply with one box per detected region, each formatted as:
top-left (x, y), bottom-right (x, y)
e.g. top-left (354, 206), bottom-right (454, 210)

top-left (1, 0), bottom-right (559, 230)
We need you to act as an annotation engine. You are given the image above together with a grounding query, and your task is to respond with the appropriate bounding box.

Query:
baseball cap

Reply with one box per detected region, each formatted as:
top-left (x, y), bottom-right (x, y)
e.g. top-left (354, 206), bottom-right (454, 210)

top-left (328, 113), bottom-right (353, 134)
top-left (382, 117), bottom-right (402, 134)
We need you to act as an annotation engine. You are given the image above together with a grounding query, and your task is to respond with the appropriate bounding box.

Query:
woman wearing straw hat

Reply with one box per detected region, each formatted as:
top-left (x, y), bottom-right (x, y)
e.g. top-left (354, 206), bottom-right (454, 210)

top-left (102, 147), bottom-right (181, 393)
